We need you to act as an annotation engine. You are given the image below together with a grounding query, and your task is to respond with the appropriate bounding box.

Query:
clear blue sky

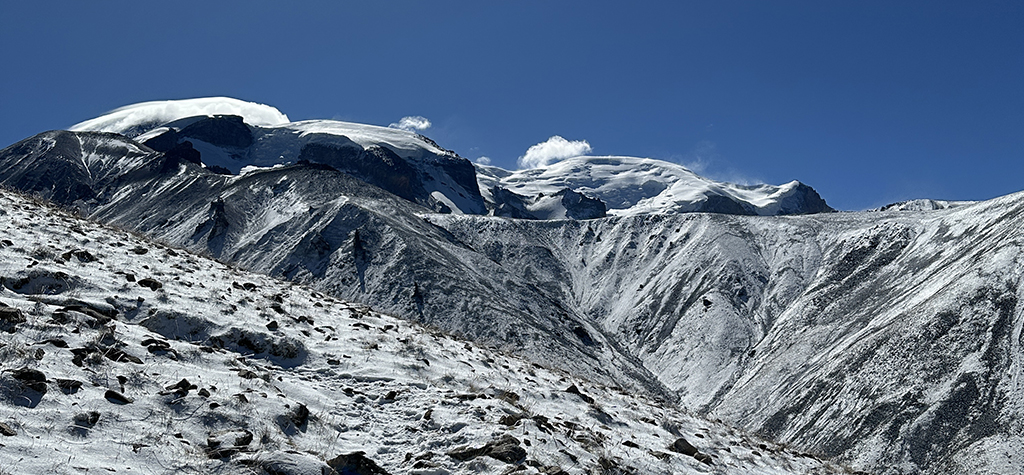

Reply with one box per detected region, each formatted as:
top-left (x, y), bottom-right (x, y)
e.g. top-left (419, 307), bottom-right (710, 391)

top-left (1, 1), bottom-right (1021, 210)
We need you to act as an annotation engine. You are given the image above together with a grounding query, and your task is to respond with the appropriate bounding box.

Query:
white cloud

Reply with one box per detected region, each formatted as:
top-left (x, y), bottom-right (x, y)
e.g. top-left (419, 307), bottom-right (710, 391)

top-left (389, 115), bottom-right (432, 131)
top-left (518, 135), bottom-right (592, 169)
top-left (475, 156), bottom-right (492, 165)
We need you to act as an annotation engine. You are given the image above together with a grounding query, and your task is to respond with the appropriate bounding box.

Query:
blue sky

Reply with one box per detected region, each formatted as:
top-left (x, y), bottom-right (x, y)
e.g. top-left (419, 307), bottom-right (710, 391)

top-left (1, 1), bottom-right (1021, 210)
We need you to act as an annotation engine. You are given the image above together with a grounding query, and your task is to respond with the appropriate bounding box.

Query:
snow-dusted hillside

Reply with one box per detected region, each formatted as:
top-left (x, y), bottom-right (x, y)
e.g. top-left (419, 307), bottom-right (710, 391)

top-left (0, 188), bottom-right (842, 475)
top-left (430, 196), bottom-right (1024, 474)
top-left (477, 156), bottom-right (832, 217)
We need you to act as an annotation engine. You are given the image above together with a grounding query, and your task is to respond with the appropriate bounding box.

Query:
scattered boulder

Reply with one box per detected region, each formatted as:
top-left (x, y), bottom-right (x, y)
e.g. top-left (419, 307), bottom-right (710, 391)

top-left (277, 403), bottom-right (310, 434)
top-left (71, 411), bottom-right (101, 435)
top-left (160, 378), bottom-right (197, 398)
top-left (11, 367), bottom-right (47, 393)
top-left (137, 278), bottom-right (162, 291)
top-left (0, 422), bottom-right (16, 436)
top-left (326, 451), bottom-right (391, 475)
top-left (0, 302), bottom-right (25, 333)
top-left (669, 437), bottom-right (698, 457)
top-left (448, 434), bottom-right (526, 464)
top-left (565, 384), bottom-right (595, 404)
top-left (104, 389), bottom-right (133, 405)
top-left (56, 379), bottom-right (83, 394)
top-left (207, 428), bottom-right (254, 458)
top-left (61, 249), bottom-right (97, 262)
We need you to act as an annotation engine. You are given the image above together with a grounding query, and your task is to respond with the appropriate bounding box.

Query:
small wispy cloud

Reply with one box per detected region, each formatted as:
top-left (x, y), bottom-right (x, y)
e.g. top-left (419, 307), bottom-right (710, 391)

top-left (389, 115), bottom-right (432, 131)
top-left (679, 140), bottom-right (718, 174)
top-left (475, 156), bottom-right (492, 165)
top-left (518, 135), bottom-right (592, 169)
top-left (680, 140), bottom-right (762, 185)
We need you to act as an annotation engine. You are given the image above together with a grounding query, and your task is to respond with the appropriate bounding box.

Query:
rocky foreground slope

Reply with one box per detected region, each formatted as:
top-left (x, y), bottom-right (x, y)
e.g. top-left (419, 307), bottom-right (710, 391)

top-left (0, 188), bottom-right (842, 474)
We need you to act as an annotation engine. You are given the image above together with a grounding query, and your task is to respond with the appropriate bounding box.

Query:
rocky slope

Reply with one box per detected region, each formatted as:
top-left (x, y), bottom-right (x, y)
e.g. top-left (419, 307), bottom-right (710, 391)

top-left (0, 187), bottom-right (843, 475)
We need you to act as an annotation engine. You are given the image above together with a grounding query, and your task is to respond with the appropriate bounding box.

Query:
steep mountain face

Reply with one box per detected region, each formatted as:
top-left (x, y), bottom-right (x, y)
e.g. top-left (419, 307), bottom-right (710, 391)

top-left (0, 130), bottom-right (161, 204)
top-left (1, 97), bottom-right (1019, 474)
top-left (432, 200), bottom-right (1024, 474)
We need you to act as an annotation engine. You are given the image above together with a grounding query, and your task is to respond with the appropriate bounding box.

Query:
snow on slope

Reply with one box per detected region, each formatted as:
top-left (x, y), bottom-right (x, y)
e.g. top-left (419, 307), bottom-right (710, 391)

top-left (430, 191), bottom-right (1024, 474)
top-left (0, 188), bottom-right (843, 475)
top-left (70, 97), bottom-right (290, 137)
top-left (478, 156), bottom-right (831, 217)
top-left (870, 199), bottom-right (976, 212)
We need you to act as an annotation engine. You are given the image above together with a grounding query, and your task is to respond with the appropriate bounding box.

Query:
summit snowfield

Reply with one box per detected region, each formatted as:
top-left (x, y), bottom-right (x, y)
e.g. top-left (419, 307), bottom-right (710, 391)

top-left (477, 156), bottom-right (832, 218)
top-left (2, 97), bottom-right (1021, 474)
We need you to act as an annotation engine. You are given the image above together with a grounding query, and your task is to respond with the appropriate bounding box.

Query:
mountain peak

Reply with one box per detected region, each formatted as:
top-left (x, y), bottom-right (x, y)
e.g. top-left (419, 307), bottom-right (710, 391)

top-left (69, 97), bottom-right (290, 138)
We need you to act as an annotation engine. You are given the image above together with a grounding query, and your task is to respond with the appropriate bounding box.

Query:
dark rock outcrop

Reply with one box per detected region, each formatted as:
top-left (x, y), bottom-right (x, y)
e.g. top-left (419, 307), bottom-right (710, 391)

top-left (327, 451), bottom-right (391, 475)
top-left (178, 115), bottom-right (253, 149)
top-left (559, 188), bottom-right (606, 220)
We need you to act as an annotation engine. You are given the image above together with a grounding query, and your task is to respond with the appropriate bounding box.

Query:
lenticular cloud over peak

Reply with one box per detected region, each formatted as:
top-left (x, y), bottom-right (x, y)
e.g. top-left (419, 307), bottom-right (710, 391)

top-left (518, 135), bottom-right (592, 169)
top-left (70, 97), bottom-right (290, 136)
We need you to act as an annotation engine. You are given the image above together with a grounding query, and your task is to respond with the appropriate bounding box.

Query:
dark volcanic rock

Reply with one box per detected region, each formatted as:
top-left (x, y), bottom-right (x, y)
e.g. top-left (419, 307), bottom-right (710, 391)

top-left (179, 115), bottom-right (253, 149)
top-left (140, 128), bottom-right (179, 152)
top-left (163, 141), bottom-right (202, 166)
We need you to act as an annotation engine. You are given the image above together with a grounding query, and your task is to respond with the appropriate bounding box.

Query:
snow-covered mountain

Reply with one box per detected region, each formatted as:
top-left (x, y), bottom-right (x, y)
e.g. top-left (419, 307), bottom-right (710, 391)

top-left (1, 97), bottom-right (1021, 474)
top-left (478, 156), bottom-right (832, 218)
top-left (0, 187), bottom-right (843, 474)
top-left (65, 97), bottom-right (831, 219)
top-left (71, 98), bottom-right (486, 215)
